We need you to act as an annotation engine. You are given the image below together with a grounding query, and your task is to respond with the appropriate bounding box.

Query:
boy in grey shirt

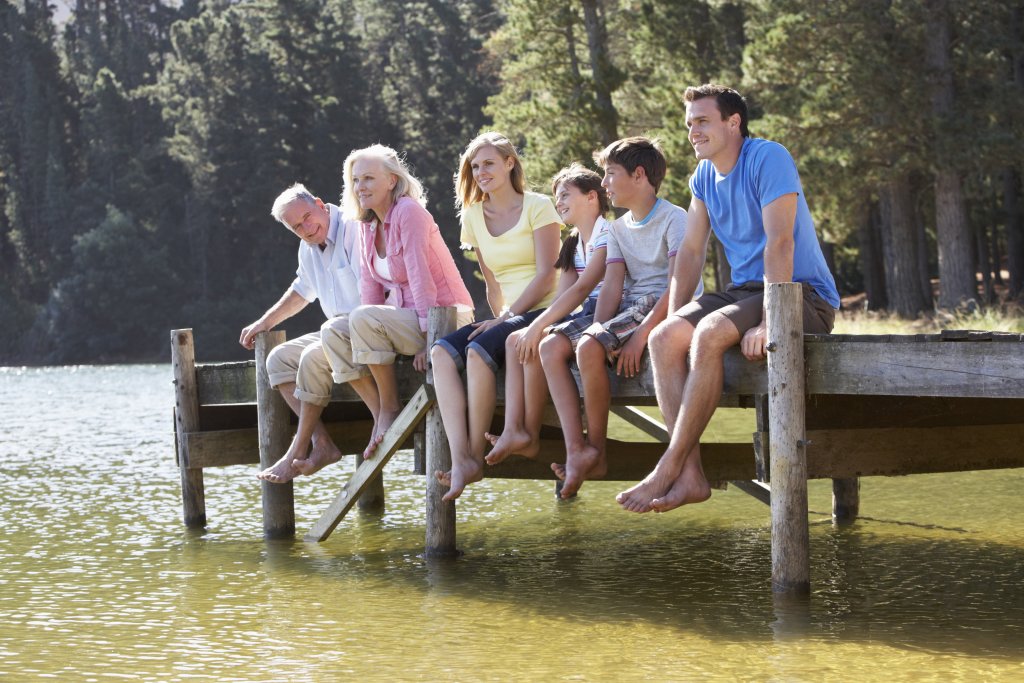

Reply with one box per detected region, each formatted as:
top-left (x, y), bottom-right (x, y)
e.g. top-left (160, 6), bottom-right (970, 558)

top-left (542, 137), bottom-right (703, 499)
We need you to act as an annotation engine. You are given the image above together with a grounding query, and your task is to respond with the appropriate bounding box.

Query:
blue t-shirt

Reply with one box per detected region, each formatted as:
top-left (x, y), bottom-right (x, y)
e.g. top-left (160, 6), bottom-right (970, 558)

top-left (689, 137), bottom-right (840, 308)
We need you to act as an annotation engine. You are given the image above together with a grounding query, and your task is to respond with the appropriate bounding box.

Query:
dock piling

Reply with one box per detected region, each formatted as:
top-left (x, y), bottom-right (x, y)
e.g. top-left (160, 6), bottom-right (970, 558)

top-left (766, 283), bottom-right (810, 594)
top-left (255, 331), bottom-right (296, 539)
top-left (425, 307), bottom-right (458, 557)
top-left (831, 478), bottom-right (860, 525)
top-left (171, 328), bottom-right (206, 528)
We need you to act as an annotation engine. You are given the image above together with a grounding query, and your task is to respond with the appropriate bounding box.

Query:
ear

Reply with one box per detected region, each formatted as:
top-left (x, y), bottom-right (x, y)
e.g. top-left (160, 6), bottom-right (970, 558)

top-left (388, 173), bottom-right (398, 190)
top-left (505, 156), bottom-right (515, 172)
top-left (633, 166), bottom-right (647, 184)
top-left (314, 197), bottom-right (326, 209)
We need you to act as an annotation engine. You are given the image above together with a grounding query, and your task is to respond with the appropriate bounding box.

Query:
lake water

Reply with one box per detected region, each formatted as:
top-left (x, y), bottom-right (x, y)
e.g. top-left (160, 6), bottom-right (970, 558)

top-left (1, 364), bottom-right (1022, 681)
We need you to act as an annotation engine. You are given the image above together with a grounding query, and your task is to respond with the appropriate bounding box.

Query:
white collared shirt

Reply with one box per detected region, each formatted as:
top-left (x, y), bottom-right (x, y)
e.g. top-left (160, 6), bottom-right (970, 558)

top-left (289, 203), bottom-right (361, 318)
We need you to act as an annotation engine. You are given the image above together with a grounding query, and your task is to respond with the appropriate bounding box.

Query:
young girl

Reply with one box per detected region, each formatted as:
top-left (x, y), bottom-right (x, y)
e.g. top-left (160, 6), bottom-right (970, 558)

top-left (484, 163), bottom-right (611, 466)
top-left (430, 132), bottom-right (562, 501)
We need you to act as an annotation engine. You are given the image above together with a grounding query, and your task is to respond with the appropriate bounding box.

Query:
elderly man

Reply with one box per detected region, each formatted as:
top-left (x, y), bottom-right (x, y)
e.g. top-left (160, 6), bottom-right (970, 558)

top-left (240, 183), bottom-right (378, 483)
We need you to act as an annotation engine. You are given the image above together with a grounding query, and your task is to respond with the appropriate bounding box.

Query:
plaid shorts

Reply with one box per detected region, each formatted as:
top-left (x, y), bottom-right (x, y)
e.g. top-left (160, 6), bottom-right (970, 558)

top-left (549, 293), bottom-right (659, 352)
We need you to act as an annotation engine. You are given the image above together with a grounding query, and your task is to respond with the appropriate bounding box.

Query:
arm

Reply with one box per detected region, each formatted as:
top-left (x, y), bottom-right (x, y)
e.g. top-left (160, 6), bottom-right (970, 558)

top-left (517, 247), bottom-right (608, 363)
top-left (477, 249), bottom-right (504, 317)
top-left (504, 221), bottom-right (561, 317)
top-left (615, 255), bottom-right (676, 377)
top-left (239, 289), bottom-right (309, 350)
top-left (393, 203), bottom-right (440, 332)
top-left (668, 199), bottom-right (713, 312)
top-left (741, 192), bottom-right (797, 360)
top-left (592, 261), bottom-right (625, 324)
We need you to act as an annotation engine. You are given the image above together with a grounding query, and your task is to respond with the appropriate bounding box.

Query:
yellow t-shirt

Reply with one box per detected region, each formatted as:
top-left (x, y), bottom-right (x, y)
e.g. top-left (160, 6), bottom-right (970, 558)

top-left (460, 191), bottom-right (562, 312)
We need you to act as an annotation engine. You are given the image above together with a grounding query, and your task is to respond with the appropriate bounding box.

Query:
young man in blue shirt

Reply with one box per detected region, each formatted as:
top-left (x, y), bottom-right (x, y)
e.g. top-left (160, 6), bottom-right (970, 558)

top-left (617, 84), bottom-right (840, 513)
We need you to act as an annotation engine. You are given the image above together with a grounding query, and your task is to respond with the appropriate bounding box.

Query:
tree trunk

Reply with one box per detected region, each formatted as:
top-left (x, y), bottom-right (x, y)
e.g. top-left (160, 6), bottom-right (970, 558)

top-left (858, 198), bottom-right (887, 310)
top-left (580, 0), bottom-right (619, 146)
top-left (879, 175), bottom-right (929, 317)
top-left (926, 0), bottom-right (977, 309)
top-left (1005, 168), bottom-right (1024, 299)
top-left (976, 221), bottom-right (994, 304)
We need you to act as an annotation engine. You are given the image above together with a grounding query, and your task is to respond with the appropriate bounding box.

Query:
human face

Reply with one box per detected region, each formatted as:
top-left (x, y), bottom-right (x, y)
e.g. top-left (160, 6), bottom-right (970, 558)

top-left (600, 162), bottom-right (635, 209)
top-left (281, 197), bottom-right (330, 245)
top-left (352, 157), bottom-right (398, 219)
top-left (554, 181), bottom-right (595, 227)
top-left (470, 145), bottom-right (514, 195)
top-left (685, 97), bottom-right (738, 165)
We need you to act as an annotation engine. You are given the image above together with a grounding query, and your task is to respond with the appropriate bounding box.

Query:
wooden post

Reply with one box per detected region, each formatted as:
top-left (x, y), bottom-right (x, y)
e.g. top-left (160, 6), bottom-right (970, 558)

top-left (832, 477), bottom-right (860, 525)
top-left (255, 331), bottom-right (296, 539)
top-left (171, 329), bottom-right (206, 528)
top-left (766, 282), bottom-right (810, 594)
top-left (357, 450), bottom-right (386, 512)
top-left (425, 306), bottom-right (458, 557)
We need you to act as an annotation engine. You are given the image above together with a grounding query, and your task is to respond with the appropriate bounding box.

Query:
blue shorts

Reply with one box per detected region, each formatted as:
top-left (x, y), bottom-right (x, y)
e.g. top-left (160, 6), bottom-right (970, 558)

top-left (433, 308), bottom-right (546, 373)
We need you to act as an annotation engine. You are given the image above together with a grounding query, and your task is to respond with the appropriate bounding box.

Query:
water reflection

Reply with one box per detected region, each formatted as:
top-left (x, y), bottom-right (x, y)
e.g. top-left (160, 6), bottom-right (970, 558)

top-left (1, 365), bottom-right (1023, 680)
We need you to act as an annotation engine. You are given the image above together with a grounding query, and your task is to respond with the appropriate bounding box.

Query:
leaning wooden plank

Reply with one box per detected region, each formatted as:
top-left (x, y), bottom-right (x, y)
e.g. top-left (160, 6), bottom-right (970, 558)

top-left (804, 340), bottom-right (1024, 398)
top-left (729, 479), bottom-right (771, 506)
top-left (305, 385), bottom-right (433, 542)
top-left (610, 406), bottom-right (669, 441)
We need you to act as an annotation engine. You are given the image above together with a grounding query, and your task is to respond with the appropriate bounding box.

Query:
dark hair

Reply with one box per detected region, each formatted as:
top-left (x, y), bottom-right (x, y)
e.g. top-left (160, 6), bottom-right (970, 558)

top-left (551, 163), bottom-right (610, 272)
top-left (683, 84), bottom-right (749, 138)
top-left (592, 136), bottom-right (667, 192)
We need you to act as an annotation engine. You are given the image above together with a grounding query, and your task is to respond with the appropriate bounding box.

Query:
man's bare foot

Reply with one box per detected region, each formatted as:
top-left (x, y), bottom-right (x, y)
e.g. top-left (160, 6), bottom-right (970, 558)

top-left (651, 458), bottom-right (712, 512)
top-left (615, 459), bottom-right (683, 513)
top-left (484, 428), bottom-right (539, 465)
top-left (551, 442), bottom-right (606, 499)
top-left (434, 459), bottom-right (483, 502)
top-left (292, 437), bottom-right (342, 477)
top-left (364, 408), bottom-right (401, 459)
top-left (257, 452), bottom-right (301, 484)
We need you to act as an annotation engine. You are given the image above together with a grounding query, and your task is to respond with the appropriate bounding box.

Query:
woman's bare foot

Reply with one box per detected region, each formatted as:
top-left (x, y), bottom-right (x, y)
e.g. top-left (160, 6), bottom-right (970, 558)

top-left (434, 459), bottom-right (483, 502)
top-left (615, 458), bottom-right (684, 513)
top-left (484, 428), bottom-right (539, 465)
top-left (553, 441), bottom-right (606, 499)
top-left (364, 408), bottom-right (401, 459)
top-left (292, 437), bottom-right (342, 477)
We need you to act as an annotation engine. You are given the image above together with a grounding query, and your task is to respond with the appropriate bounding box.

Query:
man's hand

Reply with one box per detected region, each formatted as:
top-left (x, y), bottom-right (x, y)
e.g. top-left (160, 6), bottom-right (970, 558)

top-left (413, 350), bottom-right (428, 373)
top-left (239, 320), bottom-right (270, 350)
top-left (740, 320), bottom-right (768, 360)
top-left (615, 332), bottom-right (647, 378)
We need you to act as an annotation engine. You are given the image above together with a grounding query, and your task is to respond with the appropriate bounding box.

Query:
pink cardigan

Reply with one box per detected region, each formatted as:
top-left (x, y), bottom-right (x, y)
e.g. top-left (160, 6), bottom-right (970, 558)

top-left (358, 197), bottom-right (473, 331)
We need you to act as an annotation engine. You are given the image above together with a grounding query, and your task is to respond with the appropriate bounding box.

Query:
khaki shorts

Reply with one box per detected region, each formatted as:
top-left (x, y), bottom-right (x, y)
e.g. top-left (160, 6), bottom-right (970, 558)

top-left (673, 282), bottom-right (836, 335)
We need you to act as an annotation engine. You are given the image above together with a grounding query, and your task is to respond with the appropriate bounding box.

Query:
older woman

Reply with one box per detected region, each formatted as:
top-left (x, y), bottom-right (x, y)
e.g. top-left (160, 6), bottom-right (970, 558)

top-left (318, 144), bottom-right (474, 462)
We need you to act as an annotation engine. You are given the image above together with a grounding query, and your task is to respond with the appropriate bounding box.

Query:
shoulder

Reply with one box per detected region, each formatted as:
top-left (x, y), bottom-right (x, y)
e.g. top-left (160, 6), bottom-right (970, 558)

top-left (393, 196), bottom-right (431, 221)
top-left (744, 138), bottom-right (795, 168)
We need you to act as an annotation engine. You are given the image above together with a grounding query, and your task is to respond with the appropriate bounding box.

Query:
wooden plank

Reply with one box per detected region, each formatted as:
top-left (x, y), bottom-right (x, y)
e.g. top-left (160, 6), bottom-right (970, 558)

top-left (806, 395), bottom-right (1024, 430)
top-left (171, 329), bottom-right (206, 528)
top-left (609, 406), bottom-right (668, 441)
top-left (766, 282), bottom-right (810, 594)
top-left (425, 307), bottom-right (459, 557)
top-left (729, 479), bottom-right (771, 506)
top-left (804, 340), bottom-right (1024, 398)
top-left (483, 440), bottom-right (756, 481)
top-left (306, 385), bottom-right (433, 542)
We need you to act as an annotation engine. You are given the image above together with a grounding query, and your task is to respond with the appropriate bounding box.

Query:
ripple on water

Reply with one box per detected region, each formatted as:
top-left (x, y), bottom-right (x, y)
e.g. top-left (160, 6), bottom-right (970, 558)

top-left (1, 365), bottom-right (1023, 680)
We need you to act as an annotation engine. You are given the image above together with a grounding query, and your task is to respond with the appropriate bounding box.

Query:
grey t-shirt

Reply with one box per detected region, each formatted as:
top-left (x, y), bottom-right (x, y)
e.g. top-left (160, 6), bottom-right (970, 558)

top-left (605, 198), bottom-right (701, 300)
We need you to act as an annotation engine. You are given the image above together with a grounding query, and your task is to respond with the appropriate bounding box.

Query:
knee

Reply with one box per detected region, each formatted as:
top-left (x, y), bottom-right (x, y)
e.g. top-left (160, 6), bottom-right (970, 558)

top-left (539, 334), bottom-right (568, 366)
top-left (650, 318), bottom-right (692, 359)
top-left (691, 315), bottom-right (736, 359)
top-left (266, 345), bottom-right (289, 375)
top-left (505, 331), bottom-right (521, 353)
top-left (430, 344), bottom-right (452, 368)
top-left (575, 336), bottom-right (605, 370)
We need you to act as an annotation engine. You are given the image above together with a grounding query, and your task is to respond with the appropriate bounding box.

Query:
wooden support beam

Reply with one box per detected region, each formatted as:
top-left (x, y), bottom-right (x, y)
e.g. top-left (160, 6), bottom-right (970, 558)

top-left (832, 478), bottom-right (859, 525)
top-left (305, 385), bottom-right (433, 542)
top-left (767, 282), bottom-right (810, 594)
top-left (171, 329), bottom-right (206, 528)
top-left (729, 479), bottom-right (771, 506)
top-left (425, 307), bottom-right (459, 558)
top-left (255, 331), bottom-right (295, 539)
top-left (609, 406), bottom-right (669, 441)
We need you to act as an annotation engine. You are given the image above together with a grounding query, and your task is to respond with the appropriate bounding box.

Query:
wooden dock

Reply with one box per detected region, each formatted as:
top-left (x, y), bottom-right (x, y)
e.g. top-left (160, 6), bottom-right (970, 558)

top-left (171, 284), bottom-right (1024, 593)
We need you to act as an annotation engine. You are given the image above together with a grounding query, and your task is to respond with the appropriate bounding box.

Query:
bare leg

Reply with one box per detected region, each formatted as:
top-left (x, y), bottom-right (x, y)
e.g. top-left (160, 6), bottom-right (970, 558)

top-left (485, 332), bottom-right (539, 464)
top-left (292, 375), bottom-right (380, 476)
top-left (541, 333), bottom-right (583, 481)
top-left (430, 346), bottom-right (483, 501)
top-left (617, 313), bottom-right (739, 512)
top-left (649, 316), bottom-right (694, 430)
top-left (362, 363), bottom-right (401, 459)
top-left (258, 397), bottom-right (326, 483)
top-left (554, 335), bottom-right (609, 498)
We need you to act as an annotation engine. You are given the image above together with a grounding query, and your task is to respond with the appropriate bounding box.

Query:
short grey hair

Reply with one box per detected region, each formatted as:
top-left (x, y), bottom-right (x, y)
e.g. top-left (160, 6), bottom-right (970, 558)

top-left (270, 183), bottom-right (317, 227)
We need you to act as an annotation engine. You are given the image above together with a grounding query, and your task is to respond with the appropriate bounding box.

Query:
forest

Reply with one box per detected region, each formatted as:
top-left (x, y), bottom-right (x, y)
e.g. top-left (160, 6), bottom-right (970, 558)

top-left (2, 0), bottom-right (1022, 364)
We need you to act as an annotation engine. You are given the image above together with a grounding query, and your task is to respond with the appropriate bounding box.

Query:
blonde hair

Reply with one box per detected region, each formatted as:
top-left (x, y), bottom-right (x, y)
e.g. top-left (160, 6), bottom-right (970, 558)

top-left (454, 131), bottom-right (525, 212)
top-left (341, 144), bottom-right (427, 221)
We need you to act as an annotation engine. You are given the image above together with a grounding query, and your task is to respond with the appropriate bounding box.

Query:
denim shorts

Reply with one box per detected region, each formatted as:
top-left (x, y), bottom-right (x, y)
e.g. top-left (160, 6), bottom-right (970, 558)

top-left (433, 308), bottom-right (546, 373)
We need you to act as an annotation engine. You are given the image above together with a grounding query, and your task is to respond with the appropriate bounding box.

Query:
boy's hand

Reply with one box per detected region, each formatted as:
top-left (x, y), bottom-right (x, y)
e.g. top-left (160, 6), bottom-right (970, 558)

top-left (615, 334), bottom-right (647, 378)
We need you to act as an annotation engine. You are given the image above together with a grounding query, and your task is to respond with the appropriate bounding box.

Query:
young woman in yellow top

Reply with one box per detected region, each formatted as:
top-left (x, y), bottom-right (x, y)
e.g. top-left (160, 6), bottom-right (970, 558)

top-left (430, 132), bottom-right (561, 501)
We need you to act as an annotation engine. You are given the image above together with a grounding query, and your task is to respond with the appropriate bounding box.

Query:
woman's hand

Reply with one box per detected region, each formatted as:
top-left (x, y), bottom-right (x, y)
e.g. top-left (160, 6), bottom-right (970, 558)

top-left (467, 313), bottom-right (508, 341)
top-left (413, 350), bottom-right (428, 372)
top-left (516, 322), bottom-right (545, 364)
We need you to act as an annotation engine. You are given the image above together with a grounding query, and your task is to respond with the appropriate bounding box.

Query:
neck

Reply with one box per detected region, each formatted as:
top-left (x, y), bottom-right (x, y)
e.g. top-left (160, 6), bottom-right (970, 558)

top-left (371, 197), bottom-right (394, 224)
top-left (486, 183), bottom-right (520, 209)
top-left (711, 137), bottom-right (745, 176)
top-left (625, 194), bottom-right (658, 222)
top-left (575, 213), bottom-right (599, 242)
